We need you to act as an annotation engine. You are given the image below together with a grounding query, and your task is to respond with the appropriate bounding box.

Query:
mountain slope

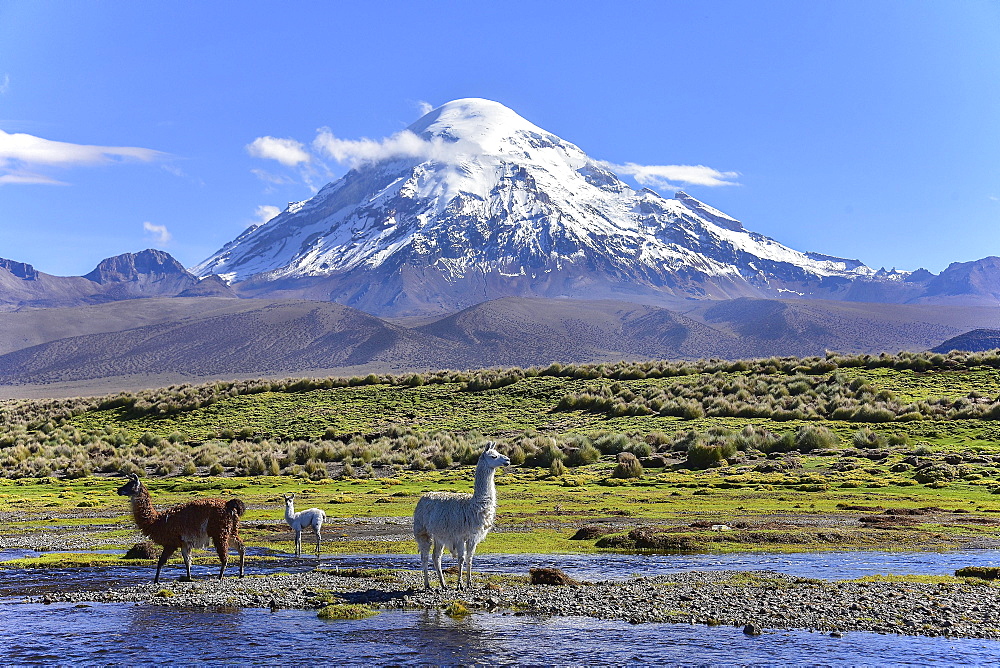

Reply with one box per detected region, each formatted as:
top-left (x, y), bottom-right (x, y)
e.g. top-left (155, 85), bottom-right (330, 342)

top-left (0, 249), bottom-right (203, 310)
top-left (416, 297), bottom-right (743, 365)
top-left (5, 294), bottom-right (998, 393)
top-left (194, 98), bottom-right (882, 316)
top-left (691, 298), bottom-right (1000, 357)
top-left (931, 329), bottom-right (1000, 353)
top-left (0, 299), bottom-right (464, 385)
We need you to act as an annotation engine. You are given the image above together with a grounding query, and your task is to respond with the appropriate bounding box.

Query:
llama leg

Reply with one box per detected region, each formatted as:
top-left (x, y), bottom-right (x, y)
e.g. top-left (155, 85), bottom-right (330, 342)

top-left (154, 545), bottom-right (177, 584)
top-left (415, 531), bottom-right (432, 589)
top-left (432, 541), bottom-right (446, 589)
top-left (235, 536), bottom-right (245, 578)
top-left (465, 541), bottom-right (478, 590)
top-left (454, 544), bottom-right (467, 591)
top-left (314, 522), bottom-right (322, 558)
top-left (214, 536), bottom-right (229, 580)
top-left (180, 544), bottom-right (194, 581)
top-left (294, 528), bottom-right (302, 558)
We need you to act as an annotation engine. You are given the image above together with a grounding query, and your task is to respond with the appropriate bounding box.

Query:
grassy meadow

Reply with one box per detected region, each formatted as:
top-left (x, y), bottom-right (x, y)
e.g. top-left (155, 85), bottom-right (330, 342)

top-left (4, 349), bottom-right (1000, 564)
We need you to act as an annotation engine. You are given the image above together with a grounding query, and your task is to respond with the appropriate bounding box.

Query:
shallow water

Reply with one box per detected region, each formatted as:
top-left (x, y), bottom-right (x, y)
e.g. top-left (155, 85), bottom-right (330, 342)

top-left (3, 550), bottom-right (998, 664)
top-left (3, 548), bottom-right (999, 598)
top-left (0, 603), bottom-right (993, 666)
top-left (317, 548), bottom-right (1000, 582)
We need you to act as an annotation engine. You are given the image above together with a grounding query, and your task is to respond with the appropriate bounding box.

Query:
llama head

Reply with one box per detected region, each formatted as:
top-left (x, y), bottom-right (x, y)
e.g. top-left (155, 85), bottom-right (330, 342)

top-left (480, 442), bottom-right (511, 470)
top-left (116, 472), bottom-right (144, 497)
top-left (283, 493), bottom-right (296, 506)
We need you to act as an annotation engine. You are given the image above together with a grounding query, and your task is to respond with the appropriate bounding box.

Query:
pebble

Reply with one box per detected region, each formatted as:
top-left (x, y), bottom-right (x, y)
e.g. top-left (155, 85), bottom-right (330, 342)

top-left (26, 568), bottom-right (1000, 640)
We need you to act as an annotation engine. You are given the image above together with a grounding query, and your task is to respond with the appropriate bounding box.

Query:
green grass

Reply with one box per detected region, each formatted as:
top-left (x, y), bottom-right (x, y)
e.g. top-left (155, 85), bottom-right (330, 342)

top-left (317, 603), bottom-right (379, 620)
top-left (4, 352), bottom-right (1000, 560)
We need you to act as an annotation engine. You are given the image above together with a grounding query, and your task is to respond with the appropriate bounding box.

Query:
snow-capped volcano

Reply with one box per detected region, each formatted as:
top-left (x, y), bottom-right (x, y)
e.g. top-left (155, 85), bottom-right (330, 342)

top-left (194, 98), bottom-right (878, 315)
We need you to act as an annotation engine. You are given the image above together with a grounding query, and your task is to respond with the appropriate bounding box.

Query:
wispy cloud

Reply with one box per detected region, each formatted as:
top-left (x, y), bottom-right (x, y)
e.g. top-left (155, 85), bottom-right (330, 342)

top-left (248, 105), bottom-right (738, 194)
top-left (254, 204), bottom-right (281, 224)
top-left (0, 74), bottom-right (9, 95)
top-left (602, 161), bottom-right (740, 189)
top-left (0, 129), bottom-right (165, 185)
top-left (0, 171), bottom-right (66, 185)
top-left (250, 168), bottom-right (295, 186)
top-left (246, 136), bottom-right (311, 167)
top-left (142, 222), bottom-right (172, 245)
top-left (416, 100), bottom-right (434, 115)
top-left (312, 128), bottom-right (479, 169)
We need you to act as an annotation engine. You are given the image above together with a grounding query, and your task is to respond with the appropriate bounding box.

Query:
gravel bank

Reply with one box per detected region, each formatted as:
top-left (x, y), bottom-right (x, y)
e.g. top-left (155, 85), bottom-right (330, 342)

top-left (32, 569), bottom-right (1000, 640)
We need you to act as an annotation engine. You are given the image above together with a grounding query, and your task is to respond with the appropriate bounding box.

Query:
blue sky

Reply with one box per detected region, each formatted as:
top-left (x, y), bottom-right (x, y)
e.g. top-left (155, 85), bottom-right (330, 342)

top-left (1, 0), bottom-right (997, 277)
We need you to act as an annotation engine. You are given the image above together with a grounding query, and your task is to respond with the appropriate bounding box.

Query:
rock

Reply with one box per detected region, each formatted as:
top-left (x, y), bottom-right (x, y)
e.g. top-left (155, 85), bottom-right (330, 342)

top-left (596, 527), bottom-right (702, 551)
top-left (569, 526), bottom-right (612, 540)
top-left (743, 623), bottom-right (762, 636)
top-left (123, 541), bottom-right (161, 560)
top-left (529, 567), bottom-right (581, 586)
top-left (830, 631), bottom-right (843, 638)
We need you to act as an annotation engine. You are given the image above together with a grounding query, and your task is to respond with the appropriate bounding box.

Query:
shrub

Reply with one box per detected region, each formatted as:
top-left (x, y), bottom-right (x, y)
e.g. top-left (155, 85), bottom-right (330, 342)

top-left (566, 442), bottom-right (601, 467)
top-left (853, 428), bottom-right (887, 450)
top-left (550, 459), bottom-right (566, 477)
top-left (612, 452), bottom-right (643, 479)
top-left (593, 433), bottom-right (630, 455)
top-left (795, 425), bottom-right (839, 452)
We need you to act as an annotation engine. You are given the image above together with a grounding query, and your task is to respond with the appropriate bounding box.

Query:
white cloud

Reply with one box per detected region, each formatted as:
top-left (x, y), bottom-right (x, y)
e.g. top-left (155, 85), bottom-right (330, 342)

top-left (246, 136), bottom-right (311, 167)
top-left (602, 161), bottom-right (740, 189)
top-left (417, 100), bottom-right (434, 115)
top-left (0, 74), bottom-right (9, 95)
top-left (313, 128), bottom-right (479, 169)
top-left (0, 171), bottom-right (65, 185)
top-left (0, 129), bottom-right (164, 185)
top-left (143, 222), bottom-right (172, 245)
top-left (0, 129), bottom-right (163, 167)
top-left (254, 204), bottom-right (281, 224)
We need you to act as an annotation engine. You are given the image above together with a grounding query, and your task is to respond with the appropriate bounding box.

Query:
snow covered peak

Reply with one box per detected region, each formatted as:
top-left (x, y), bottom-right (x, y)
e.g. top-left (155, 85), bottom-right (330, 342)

top-left (194, 99), bottom-right (878, 315)
top-left (408, 98), bottom-right (548, 148)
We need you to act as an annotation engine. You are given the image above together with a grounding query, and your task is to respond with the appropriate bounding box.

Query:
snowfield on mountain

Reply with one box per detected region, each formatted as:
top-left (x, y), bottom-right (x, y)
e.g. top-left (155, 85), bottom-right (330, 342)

top-left (193, 99), bottom-right (889, 316)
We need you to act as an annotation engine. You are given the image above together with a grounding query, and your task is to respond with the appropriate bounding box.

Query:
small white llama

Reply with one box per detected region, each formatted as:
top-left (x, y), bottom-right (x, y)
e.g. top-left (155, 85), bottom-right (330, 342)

top-left (413, 442), bottom-right (510, 589)
top-left (283, 493), bottom-right (327, 558)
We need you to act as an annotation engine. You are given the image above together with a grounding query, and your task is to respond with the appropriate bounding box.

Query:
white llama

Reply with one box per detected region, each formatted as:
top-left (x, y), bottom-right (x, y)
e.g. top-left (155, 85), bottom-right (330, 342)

top-left (413, 442), bottom-right (510, 589)
top-left (283, 493), bottom-right (327, 558)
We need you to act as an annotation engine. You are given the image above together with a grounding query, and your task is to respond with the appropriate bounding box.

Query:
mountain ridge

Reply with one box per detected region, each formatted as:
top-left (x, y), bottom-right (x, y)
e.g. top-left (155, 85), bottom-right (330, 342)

top-left (194, 98), bottom-right (915, 316)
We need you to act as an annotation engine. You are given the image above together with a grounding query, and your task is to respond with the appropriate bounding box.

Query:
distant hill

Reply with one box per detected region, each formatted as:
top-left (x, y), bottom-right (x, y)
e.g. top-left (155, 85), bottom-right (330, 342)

top-left (931, 329), bottom-right (1000, 353)
top-left (0, 249), bottom-right (207, 310)
top-left (0, 299), bottom-right (463, 386)
top-left (2, 295), bottom-right (999, 395)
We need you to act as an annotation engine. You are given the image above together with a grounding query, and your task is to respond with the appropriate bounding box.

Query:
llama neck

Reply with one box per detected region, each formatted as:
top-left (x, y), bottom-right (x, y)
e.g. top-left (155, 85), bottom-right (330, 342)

top-left (472, 464), bottom-right (497, 504)
top-left (284, 504), bottom-right (297, 523)
top-left (130, 489), bottom-right (160, 530)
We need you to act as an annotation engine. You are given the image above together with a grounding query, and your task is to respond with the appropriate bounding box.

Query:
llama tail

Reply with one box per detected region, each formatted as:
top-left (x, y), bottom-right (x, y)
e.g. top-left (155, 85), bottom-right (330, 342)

top-left (226, 498), bottom-right (247, 518)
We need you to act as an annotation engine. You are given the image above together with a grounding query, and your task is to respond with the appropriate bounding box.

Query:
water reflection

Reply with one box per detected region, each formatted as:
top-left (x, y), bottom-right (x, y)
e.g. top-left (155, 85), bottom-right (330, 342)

top-left (0, 603), bottom-right (995, 665)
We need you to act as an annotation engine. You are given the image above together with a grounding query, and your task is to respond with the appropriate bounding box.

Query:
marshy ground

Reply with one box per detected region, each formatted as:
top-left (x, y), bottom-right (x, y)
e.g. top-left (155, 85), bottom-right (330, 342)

top-left (4, 351), bottom-right (1000, 639)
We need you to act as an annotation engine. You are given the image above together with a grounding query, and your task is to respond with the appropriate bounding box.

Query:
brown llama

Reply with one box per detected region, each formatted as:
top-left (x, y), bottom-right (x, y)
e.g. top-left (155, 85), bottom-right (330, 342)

top-left (116, 472), bottom-right (246, 583)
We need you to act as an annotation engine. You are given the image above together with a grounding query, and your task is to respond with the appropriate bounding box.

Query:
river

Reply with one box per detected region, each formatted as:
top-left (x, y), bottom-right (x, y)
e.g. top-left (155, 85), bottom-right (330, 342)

top-left (1, 550), bottom-right (998, 665)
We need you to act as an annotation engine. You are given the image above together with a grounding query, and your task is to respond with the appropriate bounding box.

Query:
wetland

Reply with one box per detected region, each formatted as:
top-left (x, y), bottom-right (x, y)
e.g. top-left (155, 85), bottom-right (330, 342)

top-left (4, 350), bottom-right (1000, 662)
